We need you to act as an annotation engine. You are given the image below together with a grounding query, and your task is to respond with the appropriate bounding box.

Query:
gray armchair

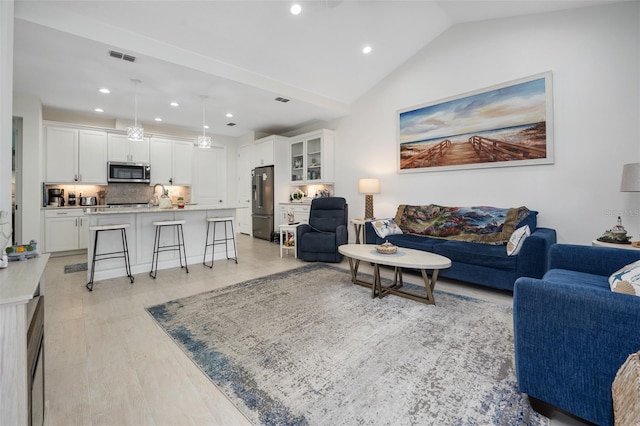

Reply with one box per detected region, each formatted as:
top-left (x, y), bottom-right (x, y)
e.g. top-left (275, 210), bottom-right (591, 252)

top-left (297, 197), bottom-right (348, 262)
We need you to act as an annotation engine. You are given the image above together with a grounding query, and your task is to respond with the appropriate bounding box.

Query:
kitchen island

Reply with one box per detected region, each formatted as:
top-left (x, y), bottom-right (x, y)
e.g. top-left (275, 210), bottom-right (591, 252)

top-left (84, 205), bottom-right (244, 282)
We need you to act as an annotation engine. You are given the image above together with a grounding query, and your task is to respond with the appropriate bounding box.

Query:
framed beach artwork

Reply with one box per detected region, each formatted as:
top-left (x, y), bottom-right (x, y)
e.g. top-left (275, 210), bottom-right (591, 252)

top-left (397, 71), bottom-right (553, 173)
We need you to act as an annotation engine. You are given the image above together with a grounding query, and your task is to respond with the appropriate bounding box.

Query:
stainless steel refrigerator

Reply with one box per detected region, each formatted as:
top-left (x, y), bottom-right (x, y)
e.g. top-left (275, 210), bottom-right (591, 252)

top-left (251, 165), bottom-right (274, 240)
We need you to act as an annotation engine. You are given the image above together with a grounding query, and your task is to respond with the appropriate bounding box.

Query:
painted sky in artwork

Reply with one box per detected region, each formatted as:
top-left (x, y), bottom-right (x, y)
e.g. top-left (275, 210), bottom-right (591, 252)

top-left (399, 78), bottom-right (546, 144)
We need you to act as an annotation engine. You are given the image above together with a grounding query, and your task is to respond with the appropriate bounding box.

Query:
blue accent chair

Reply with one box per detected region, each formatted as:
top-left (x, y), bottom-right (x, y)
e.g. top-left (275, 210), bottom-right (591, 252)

top-left (297, 197), bottom-right (348, 262)
top-left (513, 243), bottom-right (640, 426)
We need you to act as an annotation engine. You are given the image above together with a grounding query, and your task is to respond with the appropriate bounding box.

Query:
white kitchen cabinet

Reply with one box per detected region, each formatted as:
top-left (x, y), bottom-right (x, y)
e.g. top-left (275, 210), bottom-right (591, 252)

top-left (45, 126), bottom-right (108, 184)
top-left (278, 203), bottom-right (311, 227)
top-left (289, 129), bottom-right (334, 184)
top-left (44, 209), bottom-right (89, 252)
top-left (79, 130), bottom-right (108, 183)
top-left (107, 133), bottom-right (150, 163)
top-left (150, 137), bottom-right (193, 185)
top-left (251, 135), bottom-right (290, 168)
top-left (193, 145), bottom-right (227, 205)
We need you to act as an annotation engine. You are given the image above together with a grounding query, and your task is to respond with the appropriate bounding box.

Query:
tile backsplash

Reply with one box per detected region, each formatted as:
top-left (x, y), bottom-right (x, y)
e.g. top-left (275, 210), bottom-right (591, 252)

top-left (44, 183), bottom-right (191, 205)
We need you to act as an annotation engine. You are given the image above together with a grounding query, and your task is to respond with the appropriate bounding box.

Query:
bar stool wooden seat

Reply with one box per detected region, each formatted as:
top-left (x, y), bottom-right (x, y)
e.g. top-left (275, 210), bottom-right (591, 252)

top-left (203, 217), bottom-right (238, 268)
top-left (87, 223), bottom-right (133, 291)
top-left (150, 219), bottom-right (188, 279)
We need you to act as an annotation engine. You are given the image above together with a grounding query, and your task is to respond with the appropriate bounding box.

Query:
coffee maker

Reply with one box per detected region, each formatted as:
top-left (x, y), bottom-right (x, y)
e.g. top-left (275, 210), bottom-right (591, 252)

top-left (48, 188), bottom-right (65, 207)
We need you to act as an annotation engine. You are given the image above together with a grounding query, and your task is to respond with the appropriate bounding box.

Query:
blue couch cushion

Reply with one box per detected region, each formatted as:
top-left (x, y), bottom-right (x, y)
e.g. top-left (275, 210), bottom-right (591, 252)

top-left (433, 241), bottom-right (517, 270)
top-left (543, 269), bottom-right (610, 291)
top-left (384, 234), bottom-right (445, 251)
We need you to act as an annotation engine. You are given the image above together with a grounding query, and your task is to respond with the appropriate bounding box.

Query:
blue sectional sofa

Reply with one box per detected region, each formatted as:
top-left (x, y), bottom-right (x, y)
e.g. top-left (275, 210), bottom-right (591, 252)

top-left (514, 244), bottom-right (640, 426)
top-left (365, 205), bottom-right (556, 291)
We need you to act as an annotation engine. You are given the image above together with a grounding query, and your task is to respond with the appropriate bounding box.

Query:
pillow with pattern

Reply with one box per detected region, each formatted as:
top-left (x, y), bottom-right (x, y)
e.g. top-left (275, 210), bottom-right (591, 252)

top-left (372, 219), bottom-right (404, 239)
top-left (507, 225), bottom-right (530, 256)
top-left (609, 260), bottom-right (640, 296)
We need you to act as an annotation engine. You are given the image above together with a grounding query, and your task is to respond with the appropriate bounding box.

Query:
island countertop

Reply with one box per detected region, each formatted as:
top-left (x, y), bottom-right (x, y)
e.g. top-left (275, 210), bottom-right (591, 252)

top-left (85, 204), bottom-right (247, 215)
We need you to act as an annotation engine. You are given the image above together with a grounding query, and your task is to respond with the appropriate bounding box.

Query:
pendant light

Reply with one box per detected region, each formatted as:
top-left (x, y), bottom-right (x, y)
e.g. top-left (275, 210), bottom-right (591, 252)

top-left (127, 79), bottom-right (144, 142)
top-left (197, 95), bottom-right (212, 148)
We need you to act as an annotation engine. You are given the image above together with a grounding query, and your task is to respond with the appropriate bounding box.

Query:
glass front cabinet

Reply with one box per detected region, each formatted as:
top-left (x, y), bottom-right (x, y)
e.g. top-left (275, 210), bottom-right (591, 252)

top-left (289, 129), bottom-right (334, 184)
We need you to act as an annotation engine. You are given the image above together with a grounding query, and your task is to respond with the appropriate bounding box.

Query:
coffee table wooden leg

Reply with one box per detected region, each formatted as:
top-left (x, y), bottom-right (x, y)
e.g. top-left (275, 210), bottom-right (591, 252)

top-left (421, 268), bottom-right (437, 305)
top-left (373, 264), bottom-right (381, 298)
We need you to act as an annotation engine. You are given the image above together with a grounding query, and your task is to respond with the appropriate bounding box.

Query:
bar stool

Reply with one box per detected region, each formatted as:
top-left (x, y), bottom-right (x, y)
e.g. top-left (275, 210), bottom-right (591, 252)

top-left (86, 223), bottom-right (134, 291)
top-left (150, 220), bottom-right (188, 279)
top-left (203, 217), bottom-right (238, 268)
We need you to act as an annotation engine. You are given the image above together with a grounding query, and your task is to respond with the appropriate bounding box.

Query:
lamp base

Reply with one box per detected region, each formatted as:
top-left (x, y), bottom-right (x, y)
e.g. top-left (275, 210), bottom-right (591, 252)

top-left (364, 194), bottom-right (374, 220)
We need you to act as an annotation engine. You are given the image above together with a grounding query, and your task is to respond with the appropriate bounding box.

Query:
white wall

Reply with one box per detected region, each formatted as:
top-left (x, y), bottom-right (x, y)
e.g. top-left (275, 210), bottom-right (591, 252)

top-left (1, 1), bottom-right (14, 216)
top-left (334, 2), bottom-right (640, 245)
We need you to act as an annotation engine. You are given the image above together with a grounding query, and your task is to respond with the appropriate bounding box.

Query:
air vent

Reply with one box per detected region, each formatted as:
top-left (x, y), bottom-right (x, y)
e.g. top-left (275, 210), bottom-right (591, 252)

top-left (226, 122), bottom-right (237, 127)
top-left (274, 97), bottom-right (290, 103)
top-left (108, 50), bottom-right (136, 63)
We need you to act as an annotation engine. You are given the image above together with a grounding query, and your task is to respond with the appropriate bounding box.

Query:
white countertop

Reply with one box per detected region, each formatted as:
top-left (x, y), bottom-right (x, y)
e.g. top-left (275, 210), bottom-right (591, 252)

top-left (0, 254), bottom-right (50, 305)
top-left (85, 204), bottom-right (246, 215)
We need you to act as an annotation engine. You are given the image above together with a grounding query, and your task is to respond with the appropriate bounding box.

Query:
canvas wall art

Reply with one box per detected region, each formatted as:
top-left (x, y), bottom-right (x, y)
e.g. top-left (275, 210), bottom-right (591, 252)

top-left (398, 72), bottom-right (553, 173)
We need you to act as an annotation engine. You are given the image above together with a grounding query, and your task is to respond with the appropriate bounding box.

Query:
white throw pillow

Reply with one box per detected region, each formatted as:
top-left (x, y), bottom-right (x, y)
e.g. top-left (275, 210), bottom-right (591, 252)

top-left (609, 260), bottom-right (640, 296)
top-left (506, 225), bottom-right (530, 256)
top-left (372, 219), bottom-right (403, 239)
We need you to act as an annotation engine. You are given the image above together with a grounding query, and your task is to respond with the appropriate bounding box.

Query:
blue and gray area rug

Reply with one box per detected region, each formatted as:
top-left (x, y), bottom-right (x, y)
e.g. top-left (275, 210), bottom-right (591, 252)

top-left (147, 263), bottom-right (547, 426)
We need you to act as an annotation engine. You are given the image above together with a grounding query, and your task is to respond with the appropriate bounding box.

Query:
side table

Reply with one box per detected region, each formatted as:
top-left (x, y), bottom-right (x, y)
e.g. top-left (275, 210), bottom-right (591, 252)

top-left (592, 239), bottom-right (640, 251)
top-left (279, 224), bottom-right (298, 258)
top-left (350, 218), bottom-right (375, 244)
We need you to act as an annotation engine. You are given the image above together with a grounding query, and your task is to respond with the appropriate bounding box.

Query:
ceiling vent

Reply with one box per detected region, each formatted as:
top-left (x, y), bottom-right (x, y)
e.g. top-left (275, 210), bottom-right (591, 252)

top-left (274, 97), bottom-right (290, 103)
top-left (108, 50), bottom-right (136, 63)
top-left (226, 122), bottom-right (237, 127)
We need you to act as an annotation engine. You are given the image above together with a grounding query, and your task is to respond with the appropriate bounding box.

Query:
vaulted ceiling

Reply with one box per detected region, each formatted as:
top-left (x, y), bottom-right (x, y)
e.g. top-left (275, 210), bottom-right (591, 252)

top-left (12, 0), bottom-right (617, 138)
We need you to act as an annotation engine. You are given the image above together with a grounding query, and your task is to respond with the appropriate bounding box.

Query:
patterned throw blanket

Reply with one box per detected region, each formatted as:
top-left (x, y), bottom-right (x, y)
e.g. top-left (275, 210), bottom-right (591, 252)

top-left (394, 204), bottom-right (530, 244)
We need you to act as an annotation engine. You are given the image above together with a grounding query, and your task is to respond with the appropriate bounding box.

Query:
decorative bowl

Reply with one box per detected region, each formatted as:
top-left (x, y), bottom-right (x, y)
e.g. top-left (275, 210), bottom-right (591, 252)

top-left (375, 241), bottom-right (397, 254)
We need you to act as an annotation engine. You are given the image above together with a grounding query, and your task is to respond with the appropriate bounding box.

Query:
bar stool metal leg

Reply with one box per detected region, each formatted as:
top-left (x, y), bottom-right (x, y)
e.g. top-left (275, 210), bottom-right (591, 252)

top-left (87, 224), bottom-right (134, 291)
top-left (150, 220), bottom-right (189, 278)
top-left (203, 218), bottom-right (238, 268)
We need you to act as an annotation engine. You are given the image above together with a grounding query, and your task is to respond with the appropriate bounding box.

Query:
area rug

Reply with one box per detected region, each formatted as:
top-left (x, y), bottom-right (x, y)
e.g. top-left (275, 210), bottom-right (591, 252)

top-left (64, 262), bottom-right (87, 273)
top-left (146, 264), bottom-right (547, 426)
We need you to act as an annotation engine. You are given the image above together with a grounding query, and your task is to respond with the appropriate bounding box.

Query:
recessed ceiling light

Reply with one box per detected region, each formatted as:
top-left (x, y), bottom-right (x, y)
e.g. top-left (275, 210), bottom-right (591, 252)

top-left (98, 88), bottom-right (110, 94)
top-left (226, 113), bottom-right (234, 118)
top-left (290, 4), bottom-right (302, 15)
top-left (362, 45), bottom-right (373, 55)
top-left (94, 108), bottom-right (104, 113)
top-left (154, 117), bottom-right (162, 122)
top-left (170, 101), bottom-right (179, 107)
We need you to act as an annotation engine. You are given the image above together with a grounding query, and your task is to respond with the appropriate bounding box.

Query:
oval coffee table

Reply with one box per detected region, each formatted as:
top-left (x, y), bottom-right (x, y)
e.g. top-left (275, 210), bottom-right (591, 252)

top-left (338, 244), bottom-right (451, 305)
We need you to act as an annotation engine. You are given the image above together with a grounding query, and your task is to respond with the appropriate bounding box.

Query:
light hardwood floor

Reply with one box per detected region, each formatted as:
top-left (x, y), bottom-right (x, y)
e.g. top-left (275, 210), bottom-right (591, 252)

top-left (43, 234), bottom-right (587, 425)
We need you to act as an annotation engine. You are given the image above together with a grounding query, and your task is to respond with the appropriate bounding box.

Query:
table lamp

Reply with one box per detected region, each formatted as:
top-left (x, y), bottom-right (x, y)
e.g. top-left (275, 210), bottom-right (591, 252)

top-left (621, 163), bottom-right (640, 192)
top-left (358, 178), bottom-right (380, 220)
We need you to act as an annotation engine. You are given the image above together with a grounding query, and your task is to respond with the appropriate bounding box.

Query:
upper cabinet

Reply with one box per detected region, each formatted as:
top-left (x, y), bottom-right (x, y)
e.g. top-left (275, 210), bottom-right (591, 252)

top-left (45, 126), bottom-right (107, 184)
top-left (289, 129), bottom-right (334, 184)
top-left (107, 133), bottom-right (149, 163)
top-left (251, 135), bottom-right (289, 168)
top-left (150, 137), bottom-right (194, 185)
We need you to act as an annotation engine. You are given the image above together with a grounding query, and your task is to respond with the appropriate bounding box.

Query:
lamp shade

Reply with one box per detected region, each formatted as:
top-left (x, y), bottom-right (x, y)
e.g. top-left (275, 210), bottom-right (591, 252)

top-left (358, 178), bottom-right (380, 194)
top-left (620, 163), bottom-right (640, 192)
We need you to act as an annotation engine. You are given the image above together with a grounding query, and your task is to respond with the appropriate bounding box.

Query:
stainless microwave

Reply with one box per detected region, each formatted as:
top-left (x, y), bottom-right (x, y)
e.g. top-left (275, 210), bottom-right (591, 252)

top-left (107, 162), bottom-right (151, 183)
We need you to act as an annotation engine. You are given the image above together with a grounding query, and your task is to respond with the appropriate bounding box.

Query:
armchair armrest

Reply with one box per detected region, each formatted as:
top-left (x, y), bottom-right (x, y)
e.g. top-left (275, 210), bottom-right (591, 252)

top-left (296, 224), bottom-right (312, 258)
top-left (516, 227), bottom-right (556, 278)
top-left (514, 276), bottom-right (640, 425)
top-left (548, 243), bottom-right (640, 276)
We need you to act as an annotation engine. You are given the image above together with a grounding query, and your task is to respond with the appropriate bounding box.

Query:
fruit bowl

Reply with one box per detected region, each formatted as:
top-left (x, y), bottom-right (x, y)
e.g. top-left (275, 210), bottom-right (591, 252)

top-left (5, 243), bottom-right (38, 261)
